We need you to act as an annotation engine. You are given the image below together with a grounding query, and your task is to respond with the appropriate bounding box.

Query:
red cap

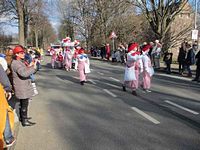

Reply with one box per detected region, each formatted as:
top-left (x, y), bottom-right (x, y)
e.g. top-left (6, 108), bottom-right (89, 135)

top-left (13, 46), bottom-right (24, 54)
top-left (78, 49), bottom-right (85, 54)
top-left (142, 45), bottom-right (151, 52)
top-left (128, 43), bottom-right (138, 52)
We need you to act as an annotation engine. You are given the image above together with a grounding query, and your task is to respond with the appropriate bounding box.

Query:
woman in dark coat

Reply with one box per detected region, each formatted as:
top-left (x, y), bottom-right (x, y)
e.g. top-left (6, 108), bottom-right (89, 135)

top-left (11, 46), bottom-right (37, 127)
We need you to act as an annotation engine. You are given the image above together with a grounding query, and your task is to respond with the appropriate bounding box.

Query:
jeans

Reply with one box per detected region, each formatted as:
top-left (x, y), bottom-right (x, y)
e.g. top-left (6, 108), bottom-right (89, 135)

top-left (3, 112), bottom-right (14, 143)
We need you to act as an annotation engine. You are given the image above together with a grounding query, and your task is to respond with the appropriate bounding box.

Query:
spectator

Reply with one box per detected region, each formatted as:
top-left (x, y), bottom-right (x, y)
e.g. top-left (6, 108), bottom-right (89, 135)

top-left (184, 44), bottom-right (195, 77)
top-left (11, 45), bottom-right (37, 127)
top-left (192, 49), bottom-right (200, 82)
top-left (152, 40), bottom-right (162, 69)
top-left (177, 44), bottom-right (187, 75)
top-left (163, 50), bottom-right (173, 74)
top-left (0, 64), bottom-right (15, 148)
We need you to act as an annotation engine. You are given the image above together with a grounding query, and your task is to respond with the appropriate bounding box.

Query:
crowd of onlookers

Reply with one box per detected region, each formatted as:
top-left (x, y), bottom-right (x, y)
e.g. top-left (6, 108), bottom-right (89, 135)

top-left (0, 46), bottom-right (43, 148)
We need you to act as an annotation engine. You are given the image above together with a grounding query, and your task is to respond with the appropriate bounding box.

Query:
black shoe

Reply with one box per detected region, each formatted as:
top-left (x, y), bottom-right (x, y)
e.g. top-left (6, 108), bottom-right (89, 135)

top-left (22, 119), bottom-right (36, 127)
top-left (80, 81), bottom-right (84, 85)
top-left (132, 91), bottom-right (137, 96)
top-left (122, 85), bottom-right (126, 91)
top-left (19, 117), bottom-right (32, 121)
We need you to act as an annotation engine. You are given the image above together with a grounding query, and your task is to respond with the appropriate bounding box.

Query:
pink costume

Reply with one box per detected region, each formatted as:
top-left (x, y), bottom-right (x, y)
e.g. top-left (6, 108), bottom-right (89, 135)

top-left (141, 45), bottom-right (154, 90)
top-left (77, 53), bottom-right (90, 82)
top-left (124, 52), bottom-right (141, 91)
top-left (106, 44), bottom-right (111, 60)
top-left (64, 48), bottom-right (72, 71)
top-left (50, 49), bottom-right (57, 68)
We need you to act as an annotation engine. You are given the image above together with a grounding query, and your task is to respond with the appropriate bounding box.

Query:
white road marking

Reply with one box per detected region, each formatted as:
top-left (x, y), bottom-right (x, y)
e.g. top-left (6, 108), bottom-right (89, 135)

top-left (88, 79), bottom-right (97, 85)
top-left (97, 72), bottom-right (104, 75)
top-left (109, 77), bottom-right (120, 82)
top-left (104, 83), bottom-right (121, 89)
top-left (156, 73), bottom-right (191, 81)
top-left (131, 107), bottom-right (160, 124)
top-left (103, 89), bottom-right (117, 97)
top-left (165, 100), bottom-right (199, 115)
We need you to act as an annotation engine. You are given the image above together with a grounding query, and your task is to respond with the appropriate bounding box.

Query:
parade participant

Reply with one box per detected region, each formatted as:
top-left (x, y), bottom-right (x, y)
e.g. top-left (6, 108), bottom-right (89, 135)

top-left (141, 44), bottom-right (154, 92)
top-left (122, 43), bottom-right (142, 96)
top-left (106, 43), bottom-right (111, 60)
top-left (73, 43), bottom-right (81, 70)
top-left (64, 47), bottom-right (73, 71)
top-left (11, 45), bottom-right (37, 127)
top-left (57, 52), bottom-right (64, 69)
top-left (77, 48), bottom-right (90, 85)
top-left (50, 48), bottom-right (57, 69)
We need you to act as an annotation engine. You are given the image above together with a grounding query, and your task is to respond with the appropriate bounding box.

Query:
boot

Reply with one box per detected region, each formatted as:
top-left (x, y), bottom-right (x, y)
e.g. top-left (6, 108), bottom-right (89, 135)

top-left (21, 108), bottom-right (36, 127)
top-left (19, 108), bottom-right (32, 121)
top-left (122, 85), bottom-right (126, 91)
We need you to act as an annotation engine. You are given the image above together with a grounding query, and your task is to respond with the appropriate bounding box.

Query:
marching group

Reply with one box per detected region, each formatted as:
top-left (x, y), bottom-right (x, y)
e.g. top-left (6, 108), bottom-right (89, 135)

top-left (0, 46), bottom-right (43, 148)
top-left (49, 41), bottom-right (90, 85)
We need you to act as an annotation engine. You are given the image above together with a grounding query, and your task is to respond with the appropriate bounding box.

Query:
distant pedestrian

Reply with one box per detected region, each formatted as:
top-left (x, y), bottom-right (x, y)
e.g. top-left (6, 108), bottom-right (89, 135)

top-left (192, 50), bottom-right (200, 82)
top-left (163, 50), bottom-right (173, 74)
top-left (177, 44), bottom-right (186, 75)
top-left (64, 47), bottom-right (73, 71)
top-left (184, 44), bottom-right (195, 77)
top-left (152, 40), bottom-right (162, 69)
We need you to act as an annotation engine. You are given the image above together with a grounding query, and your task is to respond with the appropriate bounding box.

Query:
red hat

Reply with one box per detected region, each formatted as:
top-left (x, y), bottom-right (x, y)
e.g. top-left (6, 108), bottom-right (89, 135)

top-left (13, 46), bottom-right (24, 54)
top-left (128, 43), bottom-right (138, 52)
top-left (78, 48), bottom-right (85, 54)
top-left (142, 45), bottom-right (151, 52)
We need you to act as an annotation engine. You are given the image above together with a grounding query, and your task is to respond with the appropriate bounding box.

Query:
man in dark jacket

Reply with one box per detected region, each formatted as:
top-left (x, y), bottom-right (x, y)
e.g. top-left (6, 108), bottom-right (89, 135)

top-left (192, 50), bottom-right (200, 82)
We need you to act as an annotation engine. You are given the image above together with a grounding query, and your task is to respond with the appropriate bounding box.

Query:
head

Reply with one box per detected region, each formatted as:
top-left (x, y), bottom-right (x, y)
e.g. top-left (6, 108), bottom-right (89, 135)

top-left (128, 43), bottom-right (138, 53)
top-left (13, 45), bottom-right (25, 60)
top-left (142, 44), bottom-right (151, 54)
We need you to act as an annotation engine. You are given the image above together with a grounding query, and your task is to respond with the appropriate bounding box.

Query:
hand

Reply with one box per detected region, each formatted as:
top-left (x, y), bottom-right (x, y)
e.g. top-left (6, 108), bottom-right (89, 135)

top-left (5, 92), bottom-right (12, 100)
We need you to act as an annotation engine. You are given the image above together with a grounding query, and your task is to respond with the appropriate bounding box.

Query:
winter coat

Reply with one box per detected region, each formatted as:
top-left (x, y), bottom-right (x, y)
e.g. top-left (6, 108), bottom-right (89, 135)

top-left (186, 48), bottom-right (195, 65)
top-left (163, 52), bottom-right (173, 64)
top-left (11, 59), bottom-right (36, 99)
top-left (0, 84), bottom-right (14, 149)
top-left (0, 64), bottom-right (12, 92)
top-left (195, 51), bottom-right (200, 66)
top-left (177, 47), bottom-right (186, 63)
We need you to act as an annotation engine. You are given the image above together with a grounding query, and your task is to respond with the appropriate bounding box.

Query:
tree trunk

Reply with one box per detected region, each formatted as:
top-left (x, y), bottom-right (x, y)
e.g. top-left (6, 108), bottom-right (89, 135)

top-left (35, 29), bottom-right (38, 48)
top-left (16, 0), bottom-right (25, 46)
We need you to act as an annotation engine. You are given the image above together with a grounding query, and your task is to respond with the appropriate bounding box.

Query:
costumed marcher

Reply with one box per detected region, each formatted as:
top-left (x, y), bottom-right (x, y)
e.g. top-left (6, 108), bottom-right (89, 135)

top-left (50, 48), bottom-right (57, 69)
top-left (73, 43), bottom-right (81, 70)
top-left (11, 45), bottom-right (37, 127)
top-left (77, 48), bottom-right (90, 85)
top-left (57, 52), bottom-right (64, 69)
top-left (106, 43), bottom-right (111, 60)
top-left (64, 47), bottom-right (73, 71)
top-left (122, 43), bottom-right (142, 96)
top-left (141, 45), bottom-right (154, 92)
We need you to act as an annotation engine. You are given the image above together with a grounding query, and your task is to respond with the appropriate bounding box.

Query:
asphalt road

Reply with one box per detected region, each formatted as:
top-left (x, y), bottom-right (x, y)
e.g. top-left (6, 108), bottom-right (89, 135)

top-left (14, 56), bottom-right (200, 150)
